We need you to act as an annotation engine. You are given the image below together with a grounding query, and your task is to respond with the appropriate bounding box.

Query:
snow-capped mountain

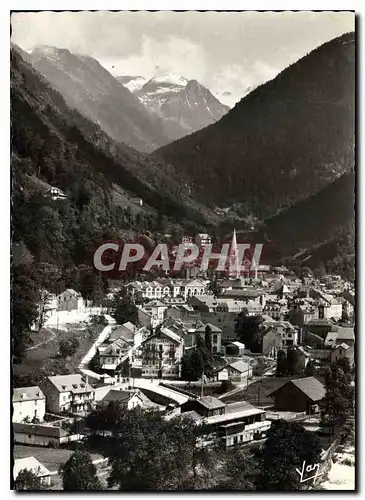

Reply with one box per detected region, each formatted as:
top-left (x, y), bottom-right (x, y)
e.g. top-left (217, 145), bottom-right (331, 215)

top-left (28, 46), bottom-right (169, 152)
top-left (136, 72), bottom-right (189, 114)
top-left (116, 75), bottom-right (148, 93)
top-left (117, 72), bottom-right (229, 140)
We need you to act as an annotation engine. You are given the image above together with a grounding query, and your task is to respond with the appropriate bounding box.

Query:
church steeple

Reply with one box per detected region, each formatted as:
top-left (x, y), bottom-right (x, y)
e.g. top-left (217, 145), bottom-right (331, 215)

top-left (227, 229), bottom-right (240, 278)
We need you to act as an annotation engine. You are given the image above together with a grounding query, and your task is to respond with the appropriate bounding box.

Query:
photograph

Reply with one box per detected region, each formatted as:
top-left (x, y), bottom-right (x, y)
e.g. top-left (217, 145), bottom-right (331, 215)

top-left (10, 9), bottom-right (355, 491)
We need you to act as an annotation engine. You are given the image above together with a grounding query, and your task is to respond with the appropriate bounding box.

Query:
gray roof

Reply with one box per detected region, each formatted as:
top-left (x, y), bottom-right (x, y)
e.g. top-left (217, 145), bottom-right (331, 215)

top-left (227, 360), bottom-right (251, 373)
top-left (268, 376), bottom-right (326, 402)
top-left (333, 326), bottom-right (355, 340)
top-left (290, 377), bottom-right (326, 402)
top-left (197, 396), bottom-right (226, 410)
top-left (13, 386), bottom-right (45, 402)
top-left (195, 322), bottom-right (222, 333)
top-left (47, 374), bottom-right (94, 394)
top-left (101, 390), bottom-right (132, 403)
top-left (13, 422), bottom-right (67, 438)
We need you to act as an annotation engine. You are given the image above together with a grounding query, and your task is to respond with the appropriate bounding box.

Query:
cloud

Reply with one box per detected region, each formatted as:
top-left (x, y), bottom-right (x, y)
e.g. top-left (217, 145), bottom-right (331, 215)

top-left (11, 11), bottom-right (354, 106)
top-left (103, 36), bottom-right (208, 82)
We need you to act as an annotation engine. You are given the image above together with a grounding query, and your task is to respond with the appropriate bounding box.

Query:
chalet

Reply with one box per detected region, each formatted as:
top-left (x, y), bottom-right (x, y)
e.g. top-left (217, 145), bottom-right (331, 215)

top-left (267, 376), bottom-right (326, 414)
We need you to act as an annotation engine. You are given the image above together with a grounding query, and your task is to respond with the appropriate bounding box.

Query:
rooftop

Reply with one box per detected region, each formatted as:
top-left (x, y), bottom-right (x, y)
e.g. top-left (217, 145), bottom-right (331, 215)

top-left (13, 386), bottom-right (45, 402)
top-left (13, 457), bottom-right (53, 480)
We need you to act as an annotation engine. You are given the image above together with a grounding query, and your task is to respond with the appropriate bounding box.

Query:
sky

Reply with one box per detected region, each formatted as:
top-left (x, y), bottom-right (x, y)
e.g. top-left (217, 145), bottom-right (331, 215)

top-left (11, 10), bottom-right (354, 106)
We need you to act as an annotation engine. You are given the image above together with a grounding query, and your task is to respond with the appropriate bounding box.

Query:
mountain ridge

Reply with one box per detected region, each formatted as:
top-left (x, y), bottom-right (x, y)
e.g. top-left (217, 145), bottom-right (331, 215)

top-left (154, 32), bottom-right (355, 218)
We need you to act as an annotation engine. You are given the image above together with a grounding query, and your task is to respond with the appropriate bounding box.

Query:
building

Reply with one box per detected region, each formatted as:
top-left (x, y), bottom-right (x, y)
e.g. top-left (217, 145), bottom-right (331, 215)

top-left (325, 325), bottom-right (355, 348)
top-left (96, 337), bottom-right (133, 371)
top-left (267, 376), bottom-right (326, 414)
top-left (195, 233), bottom-right (212, 248)
top-left (13, 421), bottom-right (83, 447)
top-left (180, 398), bottom-right (271, 447)
top-left (56, 289), bottom-right (85, 313)
top-left (215, 360), bottom-right (252, 382)
top-left (98, 388), bottom-right (159, 410)
top-left (137, 326), bottom-right (184, 379)
top-left (330, 343), bottom-right (355, 367)
top-left (140, 300), bottom-right (168, 328)
top-left (41, 374), bottom-right (95, 415)
top-left (194, 322), bottom-right (222, 354)
top-left (13, 457), bottom-right (55, 487)
top-left (261, 319), bottom-right (299, 351)
top-left (13, 386), bottom-right (46, 423)
top-left (47, 186), bottom-right (67, 201)
top-left (262, 329), bottom-right (283, 358)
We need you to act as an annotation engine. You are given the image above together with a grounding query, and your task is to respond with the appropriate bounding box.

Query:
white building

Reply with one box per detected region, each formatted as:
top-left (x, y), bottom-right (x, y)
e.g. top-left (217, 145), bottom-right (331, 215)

top-left (41, 374), bottom-right (95, 415)
top-left (13, 386), bottom-right (46, 423)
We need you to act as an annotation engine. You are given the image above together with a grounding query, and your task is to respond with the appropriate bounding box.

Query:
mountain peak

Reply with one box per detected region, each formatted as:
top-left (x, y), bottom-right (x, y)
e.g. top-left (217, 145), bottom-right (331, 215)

top-left (150, 71), bottom-right (188, 87)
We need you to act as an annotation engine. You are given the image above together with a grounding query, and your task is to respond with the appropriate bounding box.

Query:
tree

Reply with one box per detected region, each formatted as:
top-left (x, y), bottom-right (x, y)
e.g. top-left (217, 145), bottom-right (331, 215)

top-left (218, 447), bottom-right (257, 490)
top-left (205, 325), bottom-right (212, 352)
top-left (88, 406), bottom-right (213, 490)
top-left (235, 311), bottom-right (263, 352)
top-left (111, 289), bottom-right (138, 325)
top-left (286, 347), bottom-right (302, 376)
top-left (181, 335), bottom-right (214, 381)
top-left (14, 469), bottom-right (45, 490)
top-left (60, 448), bottom-right (102, 490)
top-left (256, 420), bottom-right (322, 490)
top-left (58, 337), bottom-right (79, 358)
top-left (12, 263), bottom-right (41, 362)
top-left (276, 350), bottom-right (287, 376)
top-left (304, 359), bottom-right (316, 377)
top-left (321, 364), bottom-right (354, 433)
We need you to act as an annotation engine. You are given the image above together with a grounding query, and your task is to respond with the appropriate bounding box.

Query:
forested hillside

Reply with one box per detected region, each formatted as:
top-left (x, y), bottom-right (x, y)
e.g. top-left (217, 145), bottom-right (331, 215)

top-left (155, 32), bottom-right (355, 219)
top-left (257, 171), bottom-right (355, 279)
top-left (11, 48), bottom-right (211, 360)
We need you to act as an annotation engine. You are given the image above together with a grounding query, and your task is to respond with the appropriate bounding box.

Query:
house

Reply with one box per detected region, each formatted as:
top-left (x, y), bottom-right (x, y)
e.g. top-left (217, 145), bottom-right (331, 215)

top-left (195, 233), bottom-right (211, 248)
top-left (215, 360), bottom-right (252, 382)
top-left (330, 343), bottom-right (354, 367)
top-left (262, 329), bottom-right (283, 357)
top-left (99, 388), bottom-right (159, 410)
top-left (137, 326), bottom-right (184, 379)
top-left (140, 299), bottom-right (168, 327)
top-left (267, 376), bottom-right (326, 414)
top-left (13, 421), bottom-right (82, 447)
top-left (41, 374), bottom-right (95, 415)
top-left (47, 186), bottom-right (67, 201)
top-left (96, 337), bottom-right (133, 371)
top-left (13, 386), bottom-right (46, 423)
top-left (181, 398), bottom-right (271, 447)
top-left (56, 289), bottom-right (85, 313)
top-left (225, 341), bottom-right (246, 357)
top-left (194, 322), bottom-right (222, 353)
top-left (324, 325), bottom-right (355, 348)
top-left (13, 457), bottom-right (55, 487)
top-left (261, 319), bottom-right (299, 351)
